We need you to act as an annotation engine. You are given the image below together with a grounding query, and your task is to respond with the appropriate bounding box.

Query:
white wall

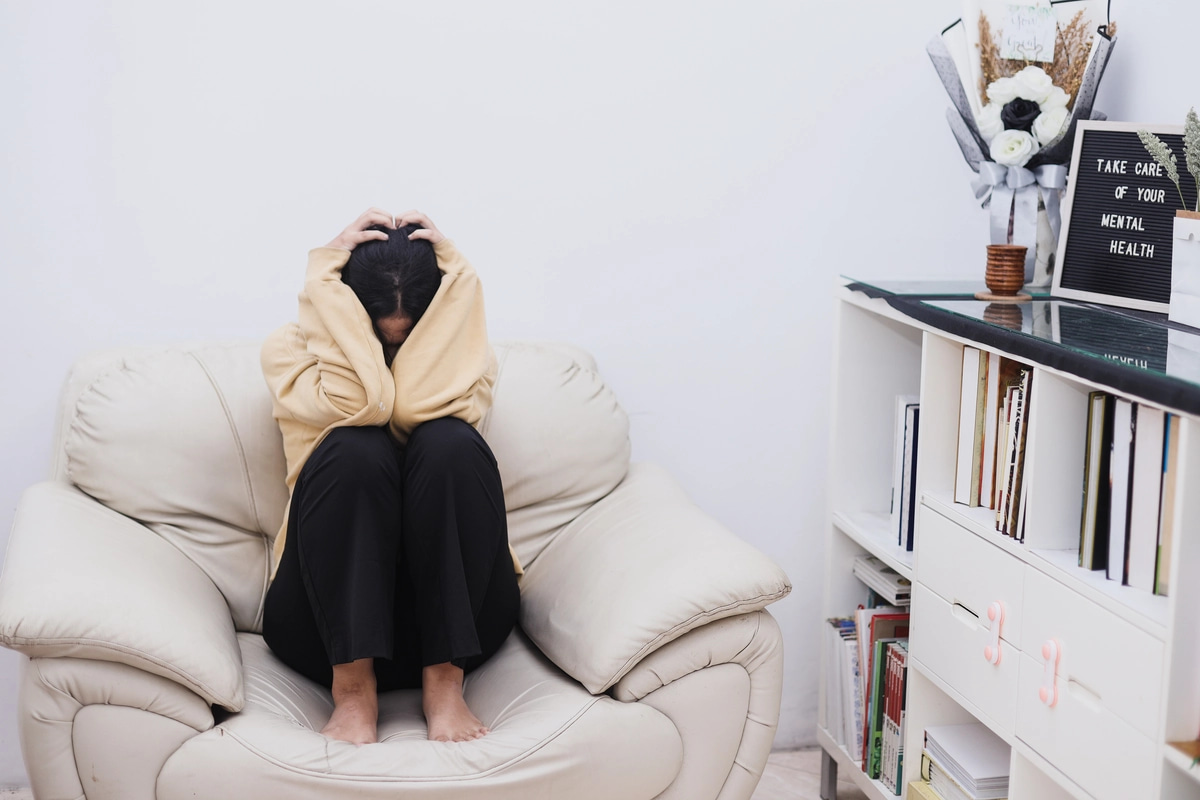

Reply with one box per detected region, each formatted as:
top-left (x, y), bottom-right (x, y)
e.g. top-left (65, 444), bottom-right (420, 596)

top-left (0, 0), bottom-right (1196, 787)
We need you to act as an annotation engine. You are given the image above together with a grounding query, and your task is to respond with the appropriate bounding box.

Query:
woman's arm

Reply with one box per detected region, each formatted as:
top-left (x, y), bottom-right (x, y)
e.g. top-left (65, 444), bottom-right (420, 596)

top-left (389, 212), bottom-right (497, 440)
top-left (261, 209), bottom-right (397, 429)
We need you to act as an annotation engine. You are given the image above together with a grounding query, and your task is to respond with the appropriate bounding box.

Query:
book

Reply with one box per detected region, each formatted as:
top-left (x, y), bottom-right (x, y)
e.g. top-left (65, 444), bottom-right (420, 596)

top-left (924, 722), bottom-right (1010, 799)
top-left (981, 357), bottom-right (1024, 509)
top-left (902, 406), bottom-right (921, 551)
top-left (997, 370), bottom-right (1030, 536)
top-left (924, 751), bottom-right (1008, 800)
top-left (891, 394), bottom-right (920, 539)
top-left (1127, 404), bottom-right (1165, 592)
top-left (1107, 398), bottom-right (1135, 584)
top-left (980, 354), bottom-right (1000, 508)
top-left (995, 387), bottom-right (1016, 529)
top-left (880, 641), bottom-right (908, 794)
top-left (955, 347), bottom-right (987, 506)
top-left (1079, 392), bottom-right (1113, 570)
top-left (857, 609), bottom-right (909, 771)
top-left (842, 632), bottom-right (863, 753)
top-left (1157, 414), bottom-right (1181, 596)
top-left (853, 555), bottom-right (911, 606)
top-left (823, 618), bottom-right (851, 746)
top-left (1006, 369), bottom-right (1032, 538)
top-left (866, 636), bottom-right (904, 778)
top-left (906, 780), bottom-right (942, 800)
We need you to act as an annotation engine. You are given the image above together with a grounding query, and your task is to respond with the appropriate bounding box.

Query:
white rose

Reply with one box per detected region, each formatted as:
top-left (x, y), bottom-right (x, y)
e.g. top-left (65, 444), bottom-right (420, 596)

top-left (991, 129), bottom-right (1040, 167)
top-left (976, 104), bottom-right (1005, 142)
top-left (1040, 86), bottom-right (1070, 112)
top-left (1010, 66), bottom-right (1055, 104)
top-left (987, 77), bottom-right (1019, 106)
top-left (1033, 106), bottom-right (1070, 146)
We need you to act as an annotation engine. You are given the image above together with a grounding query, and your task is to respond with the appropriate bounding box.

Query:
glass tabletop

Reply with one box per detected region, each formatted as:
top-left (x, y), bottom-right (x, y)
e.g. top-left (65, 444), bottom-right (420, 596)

top-left (915, 298), bottom-right (1200, 391)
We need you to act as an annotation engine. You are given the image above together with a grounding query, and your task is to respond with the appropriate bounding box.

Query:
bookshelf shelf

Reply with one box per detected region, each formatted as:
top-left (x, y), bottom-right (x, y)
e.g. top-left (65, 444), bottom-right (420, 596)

top-left (1165, 744), bottom-right (1200, 784)
top-left (822, 281), bottom-right (1200, 800)
top-left (816, 725), bottom-right (896, 800)
top-left (831, 510), bottom-right (914, 581)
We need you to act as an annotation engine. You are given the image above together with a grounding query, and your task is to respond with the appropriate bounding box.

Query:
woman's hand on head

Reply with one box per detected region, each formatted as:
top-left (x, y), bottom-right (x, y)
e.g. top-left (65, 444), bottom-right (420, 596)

top-left (325, 208), bottom-right (394, 251)
top-left (395, 210), bottom-right (446, 245)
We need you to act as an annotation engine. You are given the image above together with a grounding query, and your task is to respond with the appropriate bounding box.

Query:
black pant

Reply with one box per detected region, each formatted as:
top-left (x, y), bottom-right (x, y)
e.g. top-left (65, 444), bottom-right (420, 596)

top-left (263, 419), bottom-right (519, 691)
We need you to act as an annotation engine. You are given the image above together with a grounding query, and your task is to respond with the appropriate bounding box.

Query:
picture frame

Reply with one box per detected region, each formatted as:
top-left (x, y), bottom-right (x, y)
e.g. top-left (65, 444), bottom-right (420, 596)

top-left (1052, 120), bottom-right (1194, 313)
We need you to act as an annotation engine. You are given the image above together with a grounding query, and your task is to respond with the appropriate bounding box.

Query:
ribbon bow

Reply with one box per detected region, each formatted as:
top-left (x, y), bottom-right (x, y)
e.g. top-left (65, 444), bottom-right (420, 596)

top-left (971, 163), bottom-right (1068, 279)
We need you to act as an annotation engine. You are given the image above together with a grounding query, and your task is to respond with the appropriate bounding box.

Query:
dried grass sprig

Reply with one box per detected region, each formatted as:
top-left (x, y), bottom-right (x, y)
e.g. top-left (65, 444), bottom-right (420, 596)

top-left (1138, 130), bottom-right (1188, 212)
top-left (1185, 108), bottom-right (1200, 212)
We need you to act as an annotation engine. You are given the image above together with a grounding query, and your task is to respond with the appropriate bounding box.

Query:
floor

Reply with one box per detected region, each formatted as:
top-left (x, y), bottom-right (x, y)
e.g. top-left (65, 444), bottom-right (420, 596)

top-left (0, 749), bottom-right (868, 800)
top-left (753, 748), bottom-right (870, 800)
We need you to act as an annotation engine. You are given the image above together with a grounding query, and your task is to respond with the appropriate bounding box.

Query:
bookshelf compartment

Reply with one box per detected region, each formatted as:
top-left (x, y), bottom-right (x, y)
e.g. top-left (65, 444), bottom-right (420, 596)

top-left (1021, 369), bottom-right (1089, 554)
top-left (1019, 568), bottom-right (1165, 740)
top-left (1165, 417), bottom-right (1200, 743)
top-left (909, 582), bottom-right (1019, 738)
top-left (829, 299), bottom-right (922, 520)
top-left (915, 504), bottom-right (1025, 646)
top-left (1015, 650), bottom-right (1157, 800)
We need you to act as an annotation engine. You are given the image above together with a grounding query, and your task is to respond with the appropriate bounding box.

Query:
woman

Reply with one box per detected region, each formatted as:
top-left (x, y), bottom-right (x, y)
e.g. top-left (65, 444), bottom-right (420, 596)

top-left (260, 208), bottom-right (521, 745)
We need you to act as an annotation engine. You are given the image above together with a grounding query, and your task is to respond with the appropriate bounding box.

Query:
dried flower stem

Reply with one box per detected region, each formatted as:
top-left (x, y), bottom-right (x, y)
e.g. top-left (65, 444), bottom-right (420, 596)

top-left (1185, 108), bottom-right (1200, 212)
top-left (1138, 130), bottom-right (1188, 212)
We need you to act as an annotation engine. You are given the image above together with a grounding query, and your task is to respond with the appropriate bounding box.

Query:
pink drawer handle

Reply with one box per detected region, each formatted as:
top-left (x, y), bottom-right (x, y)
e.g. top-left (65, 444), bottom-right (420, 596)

top-left (1039, 639), bottom-right (1060, 707)
top-left (982, 602), bottom-right (1004, 665)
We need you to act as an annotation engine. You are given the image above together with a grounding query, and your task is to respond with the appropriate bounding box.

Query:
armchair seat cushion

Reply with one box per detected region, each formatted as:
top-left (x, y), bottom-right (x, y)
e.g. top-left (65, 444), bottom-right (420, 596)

top-left (157, 631), bottom-right (682, 800)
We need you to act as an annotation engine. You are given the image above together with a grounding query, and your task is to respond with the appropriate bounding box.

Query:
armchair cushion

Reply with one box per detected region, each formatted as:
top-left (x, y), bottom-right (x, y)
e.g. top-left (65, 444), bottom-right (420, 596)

top-left (519, 463), bottom-right (791, 694)
top-left (0, 482), bottom-right (244, 709)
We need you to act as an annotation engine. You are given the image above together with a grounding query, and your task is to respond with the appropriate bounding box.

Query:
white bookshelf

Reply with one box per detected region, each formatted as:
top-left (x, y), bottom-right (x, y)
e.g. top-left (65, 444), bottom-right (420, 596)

top-left (820, 282), bottom-right (1200, 800)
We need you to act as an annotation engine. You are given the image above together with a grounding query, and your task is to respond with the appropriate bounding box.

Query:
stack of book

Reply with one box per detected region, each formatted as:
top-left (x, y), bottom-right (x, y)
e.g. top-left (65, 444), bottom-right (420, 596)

top-left (953, 348), bottom-right (1032, 540)
top-left (852, 555), bottom-right (911, 607)
top-left (822, 606), bottom-right (910, 793)
top-left (1079, 393), bottom-right (1179, 595)
top-left (891, 395), bottom-right (921, 552)
top-left (919, 722), bottom-right (1010, 800)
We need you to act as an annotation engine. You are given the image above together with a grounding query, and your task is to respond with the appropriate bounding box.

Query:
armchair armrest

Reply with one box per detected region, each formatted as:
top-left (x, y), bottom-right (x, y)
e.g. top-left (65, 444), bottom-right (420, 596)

top-left (0, 482), bottom-right (244, 709)
top-left (519, 463), bottom-right (791, 694)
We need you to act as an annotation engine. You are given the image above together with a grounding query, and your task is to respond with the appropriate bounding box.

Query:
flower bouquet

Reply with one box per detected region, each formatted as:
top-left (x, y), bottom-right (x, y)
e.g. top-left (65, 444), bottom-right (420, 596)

top-left (929, 0), bottom-right (1118, 285)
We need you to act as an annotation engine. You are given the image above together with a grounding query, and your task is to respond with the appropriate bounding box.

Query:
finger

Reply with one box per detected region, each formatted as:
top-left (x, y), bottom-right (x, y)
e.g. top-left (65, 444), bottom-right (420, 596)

top-left (407, 229), bottom-right (434, 241)
top-left (352, 230), bottom-right (389, 243)
top-left (357, 211), bottom-right (394, 230)
top-left (355, 208), bottom-right (393, 229)
top-left (395, 209), bottom-right (431, 227)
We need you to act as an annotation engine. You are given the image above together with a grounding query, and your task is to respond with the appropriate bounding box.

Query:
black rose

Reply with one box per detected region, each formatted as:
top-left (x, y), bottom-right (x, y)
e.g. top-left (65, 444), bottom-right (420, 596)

top-left (1001, 98), bottom-right (1041, 133)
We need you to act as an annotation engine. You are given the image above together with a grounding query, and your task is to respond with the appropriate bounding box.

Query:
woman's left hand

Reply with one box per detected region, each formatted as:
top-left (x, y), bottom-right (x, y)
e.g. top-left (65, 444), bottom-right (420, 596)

top-left (395, 210), bottom-right (446, 245)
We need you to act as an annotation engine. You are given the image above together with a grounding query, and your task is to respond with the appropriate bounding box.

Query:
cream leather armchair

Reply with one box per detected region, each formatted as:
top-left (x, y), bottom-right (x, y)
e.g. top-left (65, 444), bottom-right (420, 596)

top-left (0, 341), bottom-right (791, 800)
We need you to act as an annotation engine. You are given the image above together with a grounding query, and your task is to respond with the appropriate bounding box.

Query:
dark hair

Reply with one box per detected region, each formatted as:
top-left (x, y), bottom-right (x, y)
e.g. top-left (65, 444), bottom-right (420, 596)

top-left (341, 224), bottom-right (441, 324)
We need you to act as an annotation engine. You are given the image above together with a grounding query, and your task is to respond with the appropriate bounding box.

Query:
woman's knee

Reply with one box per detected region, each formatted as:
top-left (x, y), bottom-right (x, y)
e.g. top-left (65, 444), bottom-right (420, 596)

top-left (307, 426), bottom-right (401, 486)
top-left (405, 418), bottom-right (494, 473)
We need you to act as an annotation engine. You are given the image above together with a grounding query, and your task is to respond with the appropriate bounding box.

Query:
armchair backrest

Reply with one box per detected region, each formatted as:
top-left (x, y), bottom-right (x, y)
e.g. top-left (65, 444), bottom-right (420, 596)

top-left (54, 341), bottom-right (630, 631)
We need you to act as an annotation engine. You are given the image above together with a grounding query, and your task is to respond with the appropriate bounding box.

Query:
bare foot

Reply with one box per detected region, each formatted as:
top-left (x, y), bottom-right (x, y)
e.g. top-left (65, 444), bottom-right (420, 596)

top-left (322, 658), bottom-right (378, 745)
top-left (423, 662), bottom-right (488, 742)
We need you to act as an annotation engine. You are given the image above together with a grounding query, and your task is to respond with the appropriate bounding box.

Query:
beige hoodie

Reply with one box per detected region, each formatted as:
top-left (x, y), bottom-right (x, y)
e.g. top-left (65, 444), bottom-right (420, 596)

top-left (261, 239), bottom-right (520, 578)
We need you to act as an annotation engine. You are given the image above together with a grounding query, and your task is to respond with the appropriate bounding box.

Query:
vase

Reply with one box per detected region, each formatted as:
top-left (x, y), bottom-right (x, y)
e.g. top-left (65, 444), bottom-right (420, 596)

top-left (1031, 198), bottom-right (1057, 288)
top-left (976, 244), bottom-right (1031, 303)
top-left (1169, 210), bottom-right (1200, 329)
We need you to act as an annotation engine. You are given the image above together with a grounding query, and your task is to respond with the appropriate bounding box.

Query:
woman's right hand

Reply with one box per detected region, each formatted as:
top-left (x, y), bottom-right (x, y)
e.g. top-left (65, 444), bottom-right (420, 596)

top-left (325, 208), bottom-right (395, 251)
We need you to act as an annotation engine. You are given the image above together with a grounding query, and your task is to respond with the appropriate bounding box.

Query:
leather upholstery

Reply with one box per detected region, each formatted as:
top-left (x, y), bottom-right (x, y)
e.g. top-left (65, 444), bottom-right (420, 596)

top-left (0, 340), bottom-right (790, 799)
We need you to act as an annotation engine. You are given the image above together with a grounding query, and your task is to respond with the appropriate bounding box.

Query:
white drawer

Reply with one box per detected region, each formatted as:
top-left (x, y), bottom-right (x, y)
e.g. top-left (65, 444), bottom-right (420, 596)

top-left (910, 582), bottom-right (1019, 737)
top-left (1019, 569), bottom-right (1164, 739)
top-left (916, 505), bottom-right (1024, 645)
top-left (1016, 650), bottom-right (1157, 800)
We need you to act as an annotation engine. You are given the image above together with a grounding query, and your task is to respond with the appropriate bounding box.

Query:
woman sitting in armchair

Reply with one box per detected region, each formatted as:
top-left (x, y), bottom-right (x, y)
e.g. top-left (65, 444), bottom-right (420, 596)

top-left (260, 208), bottom-right (521, 745)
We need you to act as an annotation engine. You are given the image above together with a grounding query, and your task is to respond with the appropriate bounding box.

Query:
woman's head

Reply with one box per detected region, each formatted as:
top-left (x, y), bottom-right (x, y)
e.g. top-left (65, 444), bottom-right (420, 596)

top-left (341, 224), bottom-right (441, 359)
